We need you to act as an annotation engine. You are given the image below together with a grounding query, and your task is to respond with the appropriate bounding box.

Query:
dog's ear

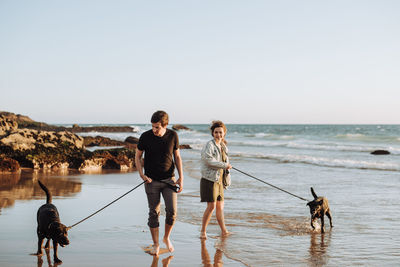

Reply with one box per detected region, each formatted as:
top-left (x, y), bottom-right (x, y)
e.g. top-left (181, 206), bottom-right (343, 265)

top-left (310, 187), bottom-right (318, 199)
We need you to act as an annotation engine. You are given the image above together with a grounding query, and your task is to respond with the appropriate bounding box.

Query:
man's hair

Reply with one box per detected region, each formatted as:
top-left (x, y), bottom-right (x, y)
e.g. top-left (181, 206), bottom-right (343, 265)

top-left (151, 110), bottom-right (169, 127)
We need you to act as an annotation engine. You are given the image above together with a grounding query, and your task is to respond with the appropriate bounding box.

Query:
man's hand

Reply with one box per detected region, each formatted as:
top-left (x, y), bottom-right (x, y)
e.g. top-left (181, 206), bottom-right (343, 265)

top-left (175, 177), bottom-right (183, 193)
top-left (141, 174), bottom-right (152, 184)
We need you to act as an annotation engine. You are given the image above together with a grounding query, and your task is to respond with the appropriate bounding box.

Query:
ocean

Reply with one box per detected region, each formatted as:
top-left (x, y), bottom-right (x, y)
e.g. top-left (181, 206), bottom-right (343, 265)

top-left (1, 124), bottom-right (399, 266)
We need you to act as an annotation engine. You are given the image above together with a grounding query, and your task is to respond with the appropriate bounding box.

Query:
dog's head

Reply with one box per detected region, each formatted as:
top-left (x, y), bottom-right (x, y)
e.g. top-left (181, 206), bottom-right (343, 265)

top-left (48, 222), bottom-right (70, 247)
top-left (307, 198), bottom-right (324, 216)
top-left (306, 187), bottom-right (323, 216)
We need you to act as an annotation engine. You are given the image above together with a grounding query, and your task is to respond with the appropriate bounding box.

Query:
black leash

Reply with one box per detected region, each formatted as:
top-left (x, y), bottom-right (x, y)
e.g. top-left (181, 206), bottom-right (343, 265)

top-left (232, 167), bottom-right (309, 202)
top-left (68, 181), bottom-right (145, 229)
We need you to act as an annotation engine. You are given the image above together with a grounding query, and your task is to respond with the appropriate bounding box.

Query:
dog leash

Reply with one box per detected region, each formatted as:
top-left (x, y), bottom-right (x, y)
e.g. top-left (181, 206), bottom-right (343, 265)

top-left (232, 167), bottom-right (310, 202)
top-left (68, 181), bottom-right (145, 229)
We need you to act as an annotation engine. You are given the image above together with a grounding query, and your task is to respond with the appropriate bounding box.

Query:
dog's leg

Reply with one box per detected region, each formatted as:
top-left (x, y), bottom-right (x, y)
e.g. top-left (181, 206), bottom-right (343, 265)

top-left (35, 228), bottom-right (44, 256)
top-left (326, 210), bottom-right (333, 228)
top-left (44, 239), bottom-right (50, 250)
top-left (320, 215), bottom-right (325, 233)
top-left (310, 217), bottom-right (316, 230)
top-left (53, 240), bottom-right (62, 264)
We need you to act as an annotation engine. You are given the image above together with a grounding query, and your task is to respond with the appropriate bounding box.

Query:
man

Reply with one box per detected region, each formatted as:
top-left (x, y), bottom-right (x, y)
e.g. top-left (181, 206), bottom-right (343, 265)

top-left (135, 110), bottom-right (184, 256)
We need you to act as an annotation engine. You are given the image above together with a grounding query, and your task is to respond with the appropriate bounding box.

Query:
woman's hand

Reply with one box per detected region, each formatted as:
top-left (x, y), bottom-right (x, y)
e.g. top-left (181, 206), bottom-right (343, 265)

top-left (226, 164), bottom-right (232, 170)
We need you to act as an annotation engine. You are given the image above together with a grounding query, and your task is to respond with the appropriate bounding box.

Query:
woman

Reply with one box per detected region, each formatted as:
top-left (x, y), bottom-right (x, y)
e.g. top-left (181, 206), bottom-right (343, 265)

top-left (200, 120), bottom-right (232, 239)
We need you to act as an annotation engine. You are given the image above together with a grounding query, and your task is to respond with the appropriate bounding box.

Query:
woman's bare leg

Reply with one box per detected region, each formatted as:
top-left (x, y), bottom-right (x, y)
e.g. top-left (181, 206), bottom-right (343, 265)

top-left (201, 202), bottom-right (216, 239)
top-left (216, 200), bottom-right (229, 235)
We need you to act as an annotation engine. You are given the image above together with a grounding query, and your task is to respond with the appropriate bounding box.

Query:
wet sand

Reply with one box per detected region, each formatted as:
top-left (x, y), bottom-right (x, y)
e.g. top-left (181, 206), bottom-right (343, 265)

top-left (0, 170), bottom-right (244, 267)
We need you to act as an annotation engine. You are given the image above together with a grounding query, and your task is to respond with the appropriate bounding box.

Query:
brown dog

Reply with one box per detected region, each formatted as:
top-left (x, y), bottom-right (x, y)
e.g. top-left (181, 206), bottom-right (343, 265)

top-left (306, 187), bottom-right (333, 233)
top-left (33, 181), bottom-right (70, 263)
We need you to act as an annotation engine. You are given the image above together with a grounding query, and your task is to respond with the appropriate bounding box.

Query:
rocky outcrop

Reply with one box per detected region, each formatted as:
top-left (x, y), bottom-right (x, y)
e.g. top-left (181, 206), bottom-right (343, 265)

top-left (0, 156), bottom-right (20, 173)
top-left (0, 129), bottom-right (84, 151)
top-left (0, 121), bottom-right (87, 169)
top-left (69, 124), bottom-right (138, 133)
top-left (371, 150), bottom-right (390, 155)
top-left (0, 111), bottom-right (66, 132)
top-left (0, 112), bottom-right (139, 133)
top-left (179, 144), bottom-right (192, 149)
top-left (172, 124), bottom-right (191, 131)
top-left (124, 136), bottom-right (139, 144)
top-left (0, 112), bottom-right (137, 171)
top-left (0, 115), bottom-right (18, 136)
top-left (79, 148), bottom-right (135, 171)
top-left (83, 136), bottom-right (125, 147)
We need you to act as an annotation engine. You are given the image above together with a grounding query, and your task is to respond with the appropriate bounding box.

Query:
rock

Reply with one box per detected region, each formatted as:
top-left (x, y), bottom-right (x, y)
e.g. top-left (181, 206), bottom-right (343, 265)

top-left (0, 156), bottom-right (20, 173)
top-left (68, 125), bottom-right (138, 133)
top-left (0, 128), bottom-right (86, 169)
top-left (371, 150), bottom-right (390, 155)
top-left (79, 148), bottom-right (135, 171)
top-left (83, 136), bottom-right (125, 147)
top-left (172, 124), bottom-right (191, 131)
top-left (179, 144), bottom-right (192, 149)
top-left (0, 115), bottom-right (18, 136)
top-left (0, 111), bottom-right (137, 171)
top-left (0, 111), bottom-right (66, 132)
top-left (124, 136), bottom-right (139, 144)
top-left (0, 129), bottom-right (84, 151)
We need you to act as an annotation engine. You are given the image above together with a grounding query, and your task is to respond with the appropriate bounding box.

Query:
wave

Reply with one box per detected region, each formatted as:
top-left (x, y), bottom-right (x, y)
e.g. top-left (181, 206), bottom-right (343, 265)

top-left (230, 152), bottom-right (400, 171)
top-left (229, 140), bottom-right (400, 154)
top-left (244, 133), bottom-right (295, 140)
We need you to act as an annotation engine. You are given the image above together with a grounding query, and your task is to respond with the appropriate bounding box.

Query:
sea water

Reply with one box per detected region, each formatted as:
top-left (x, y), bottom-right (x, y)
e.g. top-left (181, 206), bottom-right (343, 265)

top-left (1, 124), bottom-right (400, 266)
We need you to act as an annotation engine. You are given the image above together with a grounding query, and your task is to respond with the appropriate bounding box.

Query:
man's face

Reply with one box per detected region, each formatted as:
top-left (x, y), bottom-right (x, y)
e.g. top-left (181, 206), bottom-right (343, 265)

top-left (152, 122), bottom-right (167, 137)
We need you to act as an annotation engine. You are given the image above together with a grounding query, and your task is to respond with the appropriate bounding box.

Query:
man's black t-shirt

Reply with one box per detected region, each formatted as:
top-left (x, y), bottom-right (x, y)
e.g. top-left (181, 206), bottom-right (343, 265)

top-left (137, 129), bottom-right (179, 181)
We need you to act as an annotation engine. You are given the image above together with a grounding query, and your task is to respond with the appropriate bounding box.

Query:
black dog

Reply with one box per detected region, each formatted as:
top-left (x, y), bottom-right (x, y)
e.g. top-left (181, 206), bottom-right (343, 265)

top-left (33, 180), bottom-right (70, 263)
top-left (306, 187), bottom-right (333, 233)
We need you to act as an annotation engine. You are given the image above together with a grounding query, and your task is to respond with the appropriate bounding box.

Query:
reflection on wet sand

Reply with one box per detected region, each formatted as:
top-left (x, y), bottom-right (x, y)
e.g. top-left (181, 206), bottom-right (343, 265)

top-left (35, 248), bottom-right (61, 267)
top-left (308, 231), bottom-right (332, 266)
top-left (150, 255), bottom-right (174, 267)
top-left (0, 169), bottom-right (81, 213)
top-left (201, 238), bottom-right (224, 267)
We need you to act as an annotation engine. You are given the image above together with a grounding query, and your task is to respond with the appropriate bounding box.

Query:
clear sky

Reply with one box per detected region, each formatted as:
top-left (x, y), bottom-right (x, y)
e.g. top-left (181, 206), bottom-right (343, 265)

top-left (1, 1), bottom-right (399, 124)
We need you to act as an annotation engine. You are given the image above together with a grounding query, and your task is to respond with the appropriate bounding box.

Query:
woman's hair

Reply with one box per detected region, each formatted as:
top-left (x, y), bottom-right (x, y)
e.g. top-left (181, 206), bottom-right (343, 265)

top-left (210, 120), bottom-right (227, 144)
top-left (151, 110), bottom-right (169, 127)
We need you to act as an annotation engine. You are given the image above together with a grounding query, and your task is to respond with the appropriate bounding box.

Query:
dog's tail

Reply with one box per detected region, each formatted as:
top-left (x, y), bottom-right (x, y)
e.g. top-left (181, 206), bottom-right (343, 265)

top-left (310, 187), bottom-right (318, 199)
top-left (38, 180), bottom-right (52, 204)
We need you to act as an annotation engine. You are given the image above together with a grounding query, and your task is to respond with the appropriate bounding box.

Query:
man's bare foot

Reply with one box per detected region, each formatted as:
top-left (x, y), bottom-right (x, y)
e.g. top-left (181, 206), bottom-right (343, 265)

top-left (163, 237), bottom-right (174, 253)
top-left (150, 244), bottom-right (160, 256)
top-left (200, 231), bottom-right (207, 239)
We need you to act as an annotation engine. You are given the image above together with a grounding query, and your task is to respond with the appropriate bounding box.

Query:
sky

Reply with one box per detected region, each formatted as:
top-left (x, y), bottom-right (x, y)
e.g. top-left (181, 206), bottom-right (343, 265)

top-left (1, 0), bottom-right (399, 124)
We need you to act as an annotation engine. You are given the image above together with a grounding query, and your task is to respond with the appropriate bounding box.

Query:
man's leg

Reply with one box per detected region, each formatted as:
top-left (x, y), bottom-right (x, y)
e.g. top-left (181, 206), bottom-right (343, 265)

top-left (162, 185), bottom-right (177, 252)
top-left (146, 182), bottom-right (162, 255)
top-left (149, 227), bottom-right (160, 255)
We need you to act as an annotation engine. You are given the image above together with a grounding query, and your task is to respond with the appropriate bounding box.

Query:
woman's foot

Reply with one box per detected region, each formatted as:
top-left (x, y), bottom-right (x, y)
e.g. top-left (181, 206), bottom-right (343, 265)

top-left (163, 237), bottom-right (174, 253)
top-left (221, 230), bottom-right (231, 237)
top-left (149, 244), bottom-right (160, 256)
top-left (200, 231), bottom-right (207, 239)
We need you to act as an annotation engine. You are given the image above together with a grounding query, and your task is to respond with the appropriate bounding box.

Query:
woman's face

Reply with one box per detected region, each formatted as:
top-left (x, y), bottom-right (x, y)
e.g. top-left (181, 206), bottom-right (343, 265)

top-left (212, 127), bottom-right (225, 141)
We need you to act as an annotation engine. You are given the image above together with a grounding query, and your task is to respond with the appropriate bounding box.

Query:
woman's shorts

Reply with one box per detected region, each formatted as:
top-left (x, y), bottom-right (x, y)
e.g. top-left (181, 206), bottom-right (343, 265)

top-left (200, 178), bottom-right (224, 202)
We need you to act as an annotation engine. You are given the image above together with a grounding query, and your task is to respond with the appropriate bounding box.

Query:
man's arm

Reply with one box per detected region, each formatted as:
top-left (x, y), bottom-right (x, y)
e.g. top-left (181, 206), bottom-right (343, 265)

top-left (135, 148), bottom-right (152, 183)
top-left (173, 148), bottom-right (184, 193)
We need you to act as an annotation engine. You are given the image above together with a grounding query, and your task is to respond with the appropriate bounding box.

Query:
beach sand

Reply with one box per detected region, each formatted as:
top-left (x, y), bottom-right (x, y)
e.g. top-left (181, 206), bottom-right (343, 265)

top-left (0, 169), bottom-right (244, 267)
